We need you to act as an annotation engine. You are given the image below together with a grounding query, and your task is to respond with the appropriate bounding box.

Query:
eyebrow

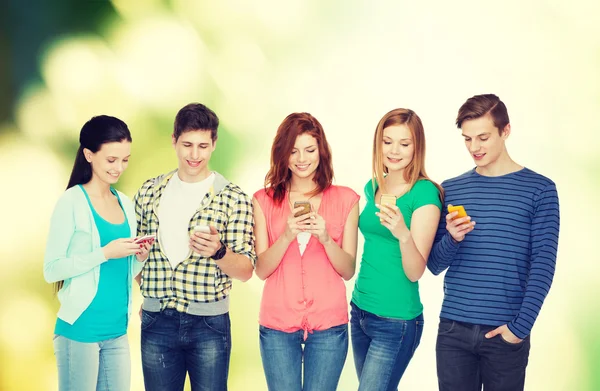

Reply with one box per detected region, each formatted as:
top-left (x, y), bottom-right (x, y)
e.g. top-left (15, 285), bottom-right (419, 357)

top-left (383, 136), bottom-right (412, 141)
top-left (461, 132), bottom-right (490, 137)
top-left (182, 142), bottom-right (211, 146)
top-left (293, 145), bottom-right (318, 150)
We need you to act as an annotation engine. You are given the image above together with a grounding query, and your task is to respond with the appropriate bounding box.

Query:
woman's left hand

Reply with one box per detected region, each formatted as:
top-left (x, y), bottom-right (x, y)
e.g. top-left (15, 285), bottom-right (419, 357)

top-left (135, 241), bottom-right (152, 262)
top-left (376, 204), bottom-right (410, 241)
top-left (303, 212), bottom-right (331, 244)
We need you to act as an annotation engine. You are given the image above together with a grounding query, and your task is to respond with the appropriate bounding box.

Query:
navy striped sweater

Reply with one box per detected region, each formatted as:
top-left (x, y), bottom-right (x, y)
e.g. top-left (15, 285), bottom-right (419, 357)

top-left (427, 167), bottom-right (559, 339)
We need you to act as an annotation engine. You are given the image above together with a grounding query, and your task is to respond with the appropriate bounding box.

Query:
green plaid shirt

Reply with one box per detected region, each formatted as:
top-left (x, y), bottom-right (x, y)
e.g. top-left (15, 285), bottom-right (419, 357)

top-left (134, 170), bottom-right (256, 313)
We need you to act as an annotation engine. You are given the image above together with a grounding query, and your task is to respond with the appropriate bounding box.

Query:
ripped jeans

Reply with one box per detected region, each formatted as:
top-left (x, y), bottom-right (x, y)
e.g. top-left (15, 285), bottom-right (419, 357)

top-left (140, 309), bottom-right (231, 391)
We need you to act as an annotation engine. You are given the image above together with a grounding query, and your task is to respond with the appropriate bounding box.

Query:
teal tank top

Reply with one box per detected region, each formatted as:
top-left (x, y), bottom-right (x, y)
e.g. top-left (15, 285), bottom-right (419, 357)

top-left (54, 185), bottom-right (130, 342)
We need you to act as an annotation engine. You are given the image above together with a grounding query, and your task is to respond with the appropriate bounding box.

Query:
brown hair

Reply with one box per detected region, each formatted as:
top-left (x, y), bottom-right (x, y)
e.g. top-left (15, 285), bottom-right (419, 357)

top-left (173, 103), bottom-right (219, 141)
top-left (456, 94), bottom-right (510, 134)
top-left (372, 108), bottom-right (442, 197)
top-left (264, 113), bottom-right (334, 204)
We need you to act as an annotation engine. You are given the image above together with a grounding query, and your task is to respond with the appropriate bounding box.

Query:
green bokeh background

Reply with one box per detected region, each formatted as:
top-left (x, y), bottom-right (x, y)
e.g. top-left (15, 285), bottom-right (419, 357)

top-left (1, 1), bottom-right (598, 390)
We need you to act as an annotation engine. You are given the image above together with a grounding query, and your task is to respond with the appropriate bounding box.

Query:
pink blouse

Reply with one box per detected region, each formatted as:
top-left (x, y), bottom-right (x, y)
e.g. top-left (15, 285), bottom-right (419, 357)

top-left (254, 185), bottom-right (360, 339)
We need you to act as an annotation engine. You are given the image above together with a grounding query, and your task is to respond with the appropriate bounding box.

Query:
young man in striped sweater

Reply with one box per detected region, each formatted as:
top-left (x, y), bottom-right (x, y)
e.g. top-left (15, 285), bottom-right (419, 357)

top-left (428, 94), bottom-right (560, 391)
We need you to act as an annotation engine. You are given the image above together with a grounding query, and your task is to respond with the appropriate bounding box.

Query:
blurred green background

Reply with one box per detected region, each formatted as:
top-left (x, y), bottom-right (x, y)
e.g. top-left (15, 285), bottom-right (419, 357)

top-left (1, 0), bottom-right (598, 390)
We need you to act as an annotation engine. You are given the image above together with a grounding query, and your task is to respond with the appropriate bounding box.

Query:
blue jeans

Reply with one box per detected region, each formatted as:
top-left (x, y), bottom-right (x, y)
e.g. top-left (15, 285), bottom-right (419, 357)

top-left (53, 334), bottom-right (130, 391)
top-left (436, 318), bottom-right (531, 391)
top-left (259, 323), bottom-right (348, 391)
top-left (141, 309), bottom-right (231, 391)
top-left (350, 302), bottom-right (424, 391)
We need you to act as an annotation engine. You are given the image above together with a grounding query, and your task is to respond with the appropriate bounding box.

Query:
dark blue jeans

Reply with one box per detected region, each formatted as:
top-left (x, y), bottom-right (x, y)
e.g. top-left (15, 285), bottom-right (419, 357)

top-left (140, 309), bottom-right (231, 391)
top-left (259, 323), bottom-right (348, 391)
top-left (436, 318), bottom-right (531, 391)
top-left (350, 302), bottom-right (424, 391)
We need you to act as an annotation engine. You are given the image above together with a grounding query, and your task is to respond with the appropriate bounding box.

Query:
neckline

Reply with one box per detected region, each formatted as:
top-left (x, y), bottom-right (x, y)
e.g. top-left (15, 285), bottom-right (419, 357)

top-left (79, 185), bottom-right (127, 225)
top-left (470, 166), bottom-right (527, 179)
top-left (285, 186), bottom-right (328, 216)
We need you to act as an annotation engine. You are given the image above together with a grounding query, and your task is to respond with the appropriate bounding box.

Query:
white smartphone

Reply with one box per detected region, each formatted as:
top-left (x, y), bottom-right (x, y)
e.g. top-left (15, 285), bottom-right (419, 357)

top-left (193, 225), bottom-right (211, 234)
top-left (133, 234), bottom-right (156, 245)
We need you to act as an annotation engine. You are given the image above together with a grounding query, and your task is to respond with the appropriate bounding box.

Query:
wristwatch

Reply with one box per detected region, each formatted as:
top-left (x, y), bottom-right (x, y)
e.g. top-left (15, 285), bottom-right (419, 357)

top-left (213, 242), bottom-right (227, 260)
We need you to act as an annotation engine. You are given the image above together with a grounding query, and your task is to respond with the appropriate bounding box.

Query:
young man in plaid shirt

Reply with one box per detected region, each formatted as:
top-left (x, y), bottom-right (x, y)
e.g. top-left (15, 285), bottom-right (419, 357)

top-left (134, 103), bottom-right (256, 391)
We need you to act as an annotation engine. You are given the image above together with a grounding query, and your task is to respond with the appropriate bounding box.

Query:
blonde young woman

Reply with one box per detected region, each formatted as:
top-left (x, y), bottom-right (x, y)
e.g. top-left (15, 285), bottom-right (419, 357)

top-left (350, 109), bottom-right (442, 390)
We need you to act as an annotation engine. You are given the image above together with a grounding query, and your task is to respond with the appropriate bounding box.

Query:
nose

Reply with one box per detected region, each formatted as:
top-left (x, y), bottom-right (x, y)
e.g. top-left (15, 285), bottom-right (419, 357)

top-left (298, 151), bottom-right (308, 162)
top-left (469, 140), bottom-right (480, 153)
top-left (191, 147), bottom-right (200, 160)
top-left (390, 142), bottom-right (401, 154)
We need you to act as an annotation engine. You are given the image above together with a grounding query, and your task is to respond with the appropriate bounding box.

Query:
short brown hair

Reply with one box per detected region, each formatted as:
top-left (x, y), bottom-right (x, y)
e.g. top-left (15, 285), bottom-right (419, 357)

top-left (264, 113), bottom-right (333, 205)
top-left (456, 94), bottom-right (509, 134)
top-left (174, 103), bottom-right (219, 142)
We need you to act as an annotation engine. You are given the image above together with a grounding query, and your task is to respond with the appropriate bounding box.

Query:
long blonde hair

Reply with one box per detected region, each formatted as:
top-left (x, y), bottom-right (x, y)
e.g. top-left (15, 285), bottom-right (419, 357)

top-left (372, 108), bottom-right (443, 197)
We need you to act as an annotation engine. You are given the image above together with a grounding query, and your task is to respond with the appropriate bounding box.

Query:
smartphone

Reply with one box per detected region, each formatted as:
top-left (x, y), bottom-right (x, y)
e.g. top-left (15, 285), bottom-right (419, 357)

top-left (447, 205), bottom-right (467, 219)
top-left (193, 225), bottom-right (211, 234)
top-left (380, 194), bottom-right (397, 206)
top-left (293, 201), bottom-right (311, 217)
top-left (134, 234), bottom-right (156, 245)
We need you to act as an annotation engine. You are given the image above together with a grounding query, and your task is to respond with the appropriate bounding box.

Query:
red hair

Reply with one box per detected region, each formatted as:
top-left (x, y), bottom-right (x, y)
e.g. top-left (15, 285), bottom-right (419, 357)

top-left (264, 113), bottom-right (334, 204)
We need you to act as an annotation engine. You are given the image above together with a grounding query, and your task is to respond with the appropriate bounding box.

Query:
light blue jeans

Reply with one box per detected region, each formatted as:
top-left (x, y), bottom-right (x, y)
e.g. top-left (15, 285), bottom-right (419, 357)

top-left (350, 302), bottom-right (424, 391)
top-left (259, 323), bottom-right (348, 391)
top-left (53, 334), bottom-right (130, 391)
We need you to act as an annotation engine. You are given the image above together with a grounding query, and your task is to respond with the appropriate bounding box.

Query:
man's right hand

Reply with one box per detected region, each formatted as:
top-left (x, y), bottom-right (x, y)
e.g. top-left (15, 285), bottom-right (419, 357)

top-left (445, 204), bottom-right (476, 242)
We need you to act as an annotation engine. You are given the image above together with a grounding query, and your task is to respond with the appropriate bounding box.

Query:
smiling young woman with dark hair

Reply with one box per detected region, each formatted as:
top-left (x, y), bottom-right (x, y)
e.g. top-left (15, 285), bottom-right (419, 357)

top-left (44, 115), bottom-right (149, 391)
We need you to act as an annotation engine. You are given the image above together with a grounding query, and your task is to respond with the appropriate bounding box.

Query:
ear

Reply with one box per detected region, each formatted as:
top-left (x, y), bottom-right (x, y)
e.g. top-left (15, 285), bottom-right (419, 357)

top-left (83, 148), bottom-right (93, 163)
top-left (501, 124), bottom-right (511, 140)
top-left (212, 139), bottom-right (217, 150)
top-left (172, 134), bottom-right (177, 148)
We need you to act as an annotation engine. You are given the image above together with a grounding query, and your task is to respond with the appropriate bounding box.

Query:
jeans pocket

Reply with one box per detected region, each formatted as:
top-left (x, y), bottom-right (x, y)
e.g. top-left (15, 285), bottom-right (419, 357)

top-left (498, 334), bottom-right (527, 347)
top-left (437, 318), bottom-right (455, 335)
top-left (203, 313), bottom-right (230, 335)
top-left (411, 321), bottom-right (424, 354)
top-left (141, 310), bottom-right (158, 331)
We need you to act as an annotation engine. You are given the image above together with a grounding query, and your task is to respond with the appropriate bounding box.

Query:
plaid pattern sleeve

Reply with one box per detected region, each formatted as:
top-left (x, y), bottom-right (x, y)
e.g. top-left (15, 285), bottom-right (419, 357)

top-left (137, 173), bottom-right (257, 313)
top-left (133, 179), bottom-right (154, 238)
top-left (222, 188), bottom-right (257, 266)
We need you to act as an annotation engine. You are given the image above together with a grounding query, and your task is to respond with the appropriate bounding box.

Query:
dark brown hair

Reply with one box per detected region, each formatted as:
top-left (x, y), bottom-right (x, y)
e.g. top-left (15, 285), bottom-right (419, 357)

top-left (264, 113), bottom-right (333, 204)
top-left (456, 94), bottom-right (510, 134)
top-left (174, 103), bottom-right (219, 141)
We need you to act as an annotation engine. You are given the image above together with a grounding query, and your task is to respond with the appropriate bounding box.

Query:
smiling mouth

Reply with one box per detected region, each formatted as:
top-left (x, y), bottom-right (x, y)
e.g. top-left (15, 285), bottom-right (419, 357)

top-left (387, 157), bottom-right (402, 163)
top-left (187, 160), bottom-right (202, 167)
top-left (108, 172), bottom-right (120, 177)
top-left (473, 153), bottom-right (485, 160)
top-left (296, 164), bottom-right (310, 170)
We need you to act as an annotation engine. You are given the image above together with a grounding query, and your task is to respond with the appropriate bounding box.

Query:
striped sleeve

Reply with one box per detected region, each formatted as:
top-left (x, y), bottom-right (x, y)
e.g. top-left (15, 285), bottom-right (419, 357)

top-left (427, 182), bottom-right (460, 275)
top-left (508, 183), bottom-right (560, 338)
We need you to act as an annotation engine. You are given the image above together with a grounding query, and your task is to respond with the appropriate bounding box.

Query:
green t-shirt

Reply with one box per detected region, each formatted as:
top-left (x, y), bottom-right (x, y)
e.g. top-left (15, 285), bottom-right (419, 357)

top-left (351, 179), bottom-right (442, 319)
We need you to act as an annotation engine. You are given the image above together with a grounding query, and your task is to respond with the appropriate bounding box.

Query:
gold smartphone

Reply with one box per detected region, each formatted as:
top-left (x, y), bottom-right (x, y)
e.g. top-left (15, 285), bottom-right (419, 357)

top-left (380, 194), bottom-right (397, 206)
top-left (293, 201), bottom-right (311, 217)
top-left (447, 205), bottom-right (467, 219)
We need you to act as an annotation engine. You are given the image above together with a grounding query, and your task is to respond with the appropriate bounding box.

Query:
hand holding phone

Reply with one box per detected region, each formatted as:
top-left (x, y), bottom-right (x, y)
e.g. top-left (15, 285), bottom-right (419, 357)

top-left (133, 235), bottom-right (156, 245)
top-left (445, 204), bottom-right (475, 243)
top-left (293, 201), bottom-right (311, 217)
